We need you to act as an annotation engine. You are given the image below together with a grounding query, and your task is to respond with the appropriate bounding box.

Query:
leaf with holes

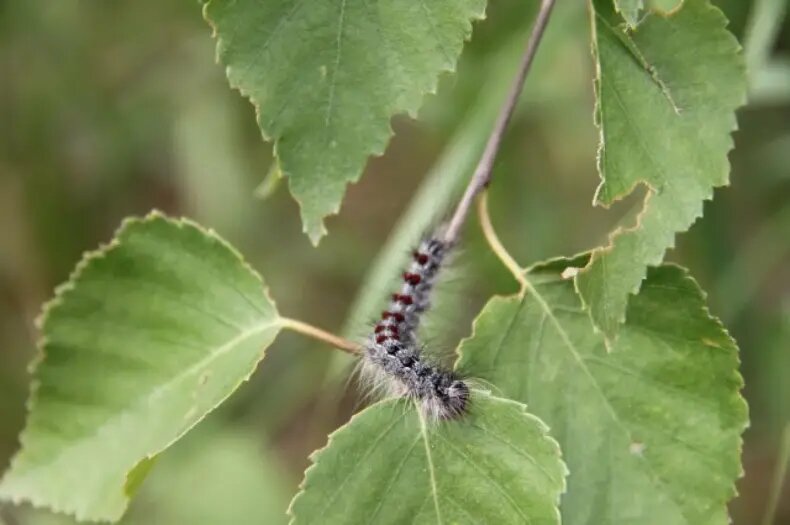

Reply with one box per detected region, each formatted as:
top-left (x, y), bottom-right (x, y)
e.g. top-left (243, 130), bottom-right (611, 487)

top-left (204, 0), bottom-right (486, 244)
top-left (457, 260), bottom-right (747, 524)
top-left (289, 392), bottom-right (566, 524)
top-left (576, 0), bottom-right (746, 341)
top-left (0, 213), bottom-right (283, 522)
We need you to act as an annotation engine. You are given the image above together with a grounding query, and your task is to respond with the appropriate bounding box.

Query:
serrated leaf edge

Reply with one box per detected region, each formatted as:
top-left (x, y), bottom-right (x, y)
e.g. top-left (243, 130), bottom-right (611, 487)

top-left (0, 210), bottom-right (283, 523)
top-left (644, 263), bottom-right (749, 495)
top-left (459, 259), bottom-right (748, 520)
top-left (576, 259), bottom-right (749, 512)
top-left (580, 0), bottom-right (747, 341)
top-left (287, 393), bottom-right (567, 525)
top-left (202, 2), bottom-right (487, 245)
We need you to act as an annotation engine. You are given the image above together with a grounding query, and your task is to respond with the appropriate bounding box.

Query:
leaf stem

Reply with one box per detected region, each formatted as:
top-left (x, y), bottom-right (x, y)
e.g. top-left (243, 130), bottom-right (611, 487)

top-left (280, 317), bottom-right (362, 355)
top-left (443, 0), bottom-right (558, 245)
top-left (477, 192), bottom-right (527, 291)
top-left (761, 422), bottom-right (790, 525)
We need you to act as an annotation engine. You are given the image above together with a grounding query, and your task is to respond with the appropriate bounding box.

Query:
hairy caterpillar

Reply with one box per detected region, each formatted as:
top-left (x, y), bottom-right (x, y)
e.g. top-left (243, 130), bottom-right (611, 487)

top-left (363, 233), bottom-right (470, 420)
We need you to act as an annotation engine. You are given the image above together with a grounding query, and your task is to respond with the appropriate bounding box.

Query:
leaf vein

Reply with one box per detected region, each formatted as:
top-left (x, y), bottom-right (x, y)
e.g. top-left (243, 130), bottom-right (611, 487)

top-left (433, 433), bottom-right (532, 524)
top-left (325, 0), bottom-right (348, 130)
top-left (417, 408), bottom-right (443, 525)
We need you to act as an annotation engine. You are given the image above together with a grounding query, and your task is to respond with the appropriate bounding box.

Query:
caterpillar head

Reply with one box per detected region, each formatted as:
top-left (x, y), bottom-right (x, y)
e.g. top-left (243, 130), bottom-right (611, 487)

top-left (444, 379), bottom-right (470, 418)
top-left (423, 377), bottom-right (469, 420)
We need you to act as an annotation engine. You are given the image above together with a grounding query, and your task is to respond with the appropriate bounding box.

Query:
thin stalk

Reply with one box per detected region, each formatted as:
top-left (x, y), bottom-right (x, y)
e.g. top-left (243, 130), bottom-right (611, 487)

top-left (443, 0), bottom-right (558, 244)
top-left (280, 317), bottom-right (362, 355)
top-left (477, 192), bottom-right (528, 291)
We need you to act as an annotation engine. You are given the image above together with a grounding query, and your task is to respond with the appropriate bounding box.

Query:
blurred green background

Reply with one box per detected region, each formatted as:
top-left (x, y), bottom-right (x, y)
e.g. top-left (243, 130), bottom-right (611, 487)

top-left (0, 0), bottom-right (788, 523)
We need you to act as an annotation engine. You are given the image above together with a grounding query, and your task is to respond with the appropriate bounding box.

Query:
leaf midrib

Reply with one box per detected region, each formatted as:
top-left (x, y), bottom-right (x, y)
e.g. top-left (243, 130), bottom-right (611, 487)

top-left (418, 407), bottom-right (443, 525)
top-left (16, 318), bottom-right (281, 478)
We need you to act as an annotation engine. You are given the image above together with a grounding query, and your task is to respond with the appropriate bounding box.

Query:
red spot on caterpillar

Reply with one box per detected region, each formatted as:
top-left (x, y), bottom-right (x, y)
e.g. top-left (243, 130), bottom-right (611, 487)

top-left (381, 311), bottom-right (405, 322)
top-left (363, 231), bottom-right (468, 420)
top-left (403, 272), bottom-right (421, 285)
top-left (392, 294), bottom-right (414, 305)
top-left (375, 324), bottom-right (399, 335)
top-left (413, 251), bottom-right (429, 265)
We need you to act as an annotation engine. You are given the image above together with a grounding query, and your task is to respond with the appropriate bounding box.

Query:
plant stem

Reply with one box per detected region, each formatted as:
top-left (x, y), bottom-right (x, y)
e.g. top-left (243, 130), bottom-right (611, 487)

top-left (477, 192), bottom-right (528, 291)
top-left (280, 317), bottom-right (362, 355)
top-left (761, 422), bottom-right (790, 525)
top-left (443, 0), bottom-right (558, 245)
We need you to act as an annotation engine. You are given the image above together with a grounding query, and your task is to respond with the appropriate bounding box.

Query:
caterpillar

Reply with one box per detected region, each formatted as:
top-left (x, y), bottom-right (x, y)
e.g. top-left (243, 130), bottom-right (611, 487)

top-left (374, 236), bottom-right (448, 344)
top-left (363, 233), bottom-right (470, 420)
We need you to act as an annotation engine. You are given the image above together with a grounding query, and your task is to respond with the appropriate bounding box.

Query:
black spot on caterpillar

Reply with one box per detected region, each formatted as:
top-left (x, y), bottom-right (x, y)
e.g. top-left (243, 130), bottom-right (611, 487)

top-left (362, 233), bottom-right (470, 420)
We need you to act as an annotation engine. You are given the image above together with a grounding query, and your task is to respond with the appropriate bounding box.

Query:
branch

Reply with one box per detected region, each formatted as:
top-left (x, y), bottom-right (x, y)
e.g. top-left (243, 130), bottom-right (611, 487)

top-left (443, 0), bottom-right (558, 244)
top-left (280, 317), bottom-right (362, 355)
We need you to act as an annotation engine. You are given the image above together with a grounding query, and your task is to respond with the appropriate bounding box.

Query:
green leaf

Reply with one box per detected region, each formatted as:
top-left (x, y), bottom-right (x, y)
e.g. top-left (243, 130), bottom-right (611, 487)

top-left (457, 261), bottom-right (747, 524)
top-left (289, 392), bottom-right (566, 524)
top-left (204, 0), bottom-right (486, 244)
top-left (613, 0), bottom-right (644, 27)
top-left (577, 0), bottom-right (746, 341)
top-left (613, 1), bottom-right (688, 29)
top-left (0, 213), bottom-right (282, 522)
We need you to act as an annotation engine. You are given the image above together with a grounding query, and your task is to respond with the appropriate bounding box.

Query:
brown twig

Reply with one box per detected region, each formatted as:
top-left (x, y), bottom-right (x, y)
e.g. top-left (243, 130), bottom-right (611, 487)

top-left (280, 317), bottom-right (362, 355)
top-left (443, 0), bottom-right (558, 245)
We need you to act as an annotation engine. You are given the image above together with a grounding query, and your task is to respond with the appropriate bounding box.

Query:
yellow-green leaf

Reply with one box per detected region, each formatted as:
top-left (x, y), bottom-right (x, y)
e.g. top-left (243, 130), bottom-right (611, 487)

top-left (0, 213), bottom-right (282, 522)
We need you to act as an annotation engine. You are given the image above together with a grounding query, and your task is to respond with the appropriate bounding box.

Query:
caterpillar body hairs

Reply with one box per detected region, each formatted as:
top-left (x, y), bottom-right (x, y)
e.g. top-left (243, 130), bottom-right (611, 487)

top-left (363, 232), bottom-right (470, 420)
